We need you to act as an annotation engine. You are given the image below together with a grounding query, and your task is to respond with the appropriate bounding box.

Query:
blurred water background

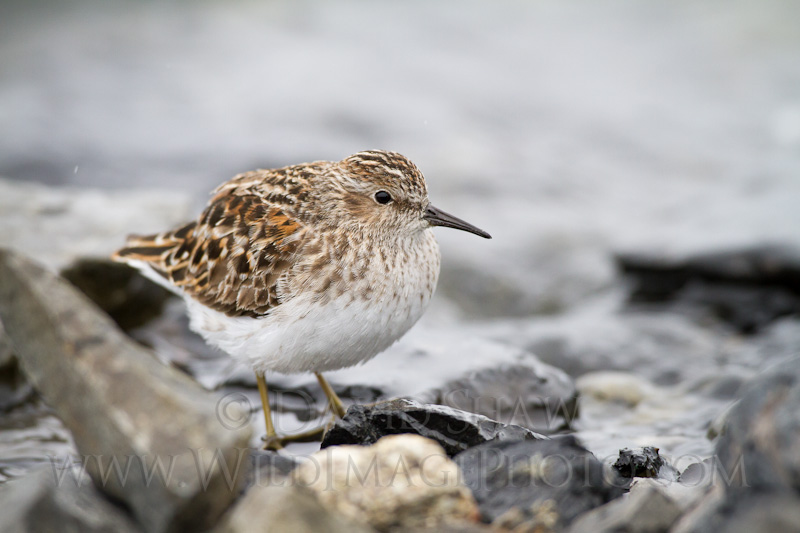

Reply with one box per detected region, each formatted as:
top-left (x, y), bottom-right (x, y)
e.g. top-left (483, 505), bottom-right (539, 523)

top-left (1, 0), bottom-right (800, 484)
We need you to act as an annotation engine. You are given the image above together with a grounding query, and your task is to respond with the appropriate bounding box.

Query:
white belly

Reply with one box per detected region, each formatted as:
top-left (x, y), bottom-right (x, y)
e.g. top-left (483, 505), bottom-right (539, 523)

top-left (185, 231), bottom-right (441, 374)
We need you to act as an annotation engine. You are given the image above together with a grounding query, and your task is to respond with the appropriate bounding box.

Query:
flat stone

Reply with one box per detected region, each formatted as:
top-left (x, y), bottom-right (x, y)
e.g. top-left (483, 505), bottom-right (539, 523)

top-left (0, 466), bottom-right (140, 533)
top-left (216, 485), bottom-right (373, 533)
top-left (321, 398), bottom-right (544, 457)
top-left (454, 436), bottom-right (625, 528)
top-left (295, 434), bottom-right (480, 531)
top-left (0, 250), bottom-right (252, 533)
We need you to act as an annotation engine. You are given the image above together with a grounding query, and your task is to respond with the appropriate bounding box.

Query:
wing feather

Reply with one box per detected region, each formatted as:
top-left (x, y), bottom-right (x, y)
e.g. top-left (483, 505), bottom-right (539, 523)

top-left (113, 174), bottom-right (308, 317)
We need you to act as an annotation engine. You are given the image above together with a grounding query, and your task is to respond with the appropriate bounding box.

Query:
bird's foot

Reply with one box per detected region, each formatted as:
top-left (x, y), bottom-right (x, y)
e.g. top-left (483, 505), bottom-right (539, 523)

top-left (260, 424), bottom-right (328, 451)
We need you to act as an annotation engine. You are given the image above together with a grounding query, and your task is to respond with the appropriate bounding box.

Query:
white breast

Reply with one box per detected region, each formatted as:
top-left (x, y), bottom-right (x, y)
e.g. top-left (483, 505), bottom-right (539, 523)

top-left (184, 230), bottom-right (441, 374)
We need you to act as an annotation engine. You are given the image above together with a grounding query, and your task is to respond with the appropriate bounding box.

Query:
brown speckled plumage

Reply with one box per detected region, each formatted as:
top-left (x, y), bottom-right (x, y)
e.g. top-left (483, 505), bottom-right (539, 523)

top-left (112, 150), bottom-right (450, 319)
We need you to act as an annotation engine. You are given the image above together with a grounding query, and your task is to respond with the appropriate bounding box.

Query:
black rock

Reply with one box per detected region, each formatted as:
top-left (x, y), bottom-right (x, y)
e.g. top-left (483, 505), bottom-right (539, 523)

top-left (321, 398), bottom-right (544, 457)
top-left (454, 436), bottom-right (625, 528)
top-left (613, 446), bottom-right (667, 479)
top-left (617, 245), bottom-right (800, 333)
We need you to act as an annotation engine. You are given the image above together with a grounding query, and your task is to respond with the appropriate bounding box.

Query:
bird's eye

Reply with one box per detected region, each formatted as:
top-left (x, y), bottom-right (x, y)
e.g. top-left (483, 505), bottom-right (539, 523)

top-left (374, 191), bottom-right (393, 205)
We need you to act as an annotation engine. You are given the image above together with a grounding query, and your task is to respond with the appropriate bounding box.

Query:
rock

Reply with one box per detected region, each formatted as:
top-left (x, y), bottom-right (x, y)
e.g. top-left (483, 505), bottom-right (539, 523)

top-left (61, 259), bottom-right (173, 332)
top-left (0, 320), bottom-right (15, 370)
top-left (454, 436), bottom-right (625, 528)
top-left (321, 399), bottom-right (544, 457)
top-left (566, 483), bottom-right (682, 533)
top-left (430, 362), bottom-right (578, 434)
top-left (216, 485), bottom-right (373, 533)
top-left (672, 489), bottom-right (800, 533)
top-left (241, 449), bottom-right (301, 492)
top-left (577, 371), bottom-right (655, 407)
top-left (0, 353), bottom-right (34, 412)
top-left (715, 355), bottom-right (800, 491)
top-left (0, 249), bottom-right (252, 533)
top-left (295, 434), bottom-right (480, 531)
top-left (629, 477), bottom-right (716, 513)
top-left (0, 178), bottom-right (191, 272)
top-left (667, 356), bottom-right (800, 533)
top-left (0, 466), bottom-right (140, 533)
top-left (613, 447), bottom-right (674, 480)
top-left (617, 245), bottom-right (800, 334)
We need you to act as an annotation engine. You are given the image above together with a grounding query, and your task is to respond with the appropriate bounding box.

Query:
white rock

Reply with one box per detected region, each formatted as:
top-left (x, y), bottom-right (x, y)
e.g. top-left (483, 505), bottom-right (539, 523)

top-left (293, 434), bottom-right (479, 530)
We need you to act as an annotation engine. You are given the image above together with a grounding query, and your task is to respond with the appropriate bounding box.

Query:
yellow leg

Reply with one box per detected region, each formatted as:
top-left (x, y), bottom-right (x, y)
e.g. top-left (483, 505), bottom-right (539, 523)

top-left (256, 372), bottom-right (282, 450)
top-left (315, 372), bottom-right (346, 418)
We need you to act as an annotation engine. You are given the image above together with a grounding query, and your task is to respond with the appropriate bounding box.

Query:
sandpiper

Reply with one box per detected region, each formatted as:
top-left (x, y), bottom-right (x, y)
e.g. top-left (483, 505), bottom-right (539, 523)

top-left (113, 150), bottom-right (491, 448)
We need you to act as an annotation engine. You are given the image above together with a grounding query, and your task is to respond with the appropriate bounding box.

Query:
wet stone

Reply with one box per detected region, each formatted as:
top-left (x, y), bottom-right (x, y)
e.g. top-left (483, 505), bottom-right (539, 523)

top-left (321, 398), bottom-right (544, 457)
top-left (454, 436), bottom-right (625, 529)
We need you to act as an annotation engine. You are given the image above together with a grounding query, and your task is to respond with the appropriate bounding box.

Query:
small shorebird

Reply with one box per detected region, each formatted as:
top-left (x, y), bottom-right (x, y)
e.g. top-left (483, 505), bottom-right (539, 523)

top-left (113, 150), bottom-right (490, 448)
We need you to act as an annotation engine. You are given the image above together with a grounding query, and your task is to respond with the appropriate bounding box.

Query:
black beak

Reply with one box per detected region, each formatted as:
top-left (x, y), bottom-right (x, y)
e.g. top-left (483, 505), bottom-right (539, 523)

top-left (424, 205), bottom-right (492, 239)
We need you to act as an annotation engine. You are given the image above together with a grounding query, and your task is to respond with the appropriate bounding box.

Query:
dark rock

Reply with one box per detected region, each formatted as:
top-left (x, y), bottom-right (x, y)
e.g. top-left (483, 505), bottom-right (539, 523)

top-left (61, 259), bottom-right (173, 331)
top-left (0, 356), bottom-right (35, 413)
top-left (715, 356), bottom-right (800, 491)
top-left (613, 446), bottom-right (669, 479)
top-left (454, 436), bottom-right (625, 528)
top-left (216, 485), bottom-right (374, 533)
top-left (0, 466), bottom-right (140, 533)
top-left (321, 399), bottom-right (544, 457)
top-left (0, 249), bottom-right (252, 533)
top-left (567, 483), bottom-right (682, 533)
top-left (430, 362), bottom-right (578, 434)
top-left (617, 245), bottom-right (800, 333)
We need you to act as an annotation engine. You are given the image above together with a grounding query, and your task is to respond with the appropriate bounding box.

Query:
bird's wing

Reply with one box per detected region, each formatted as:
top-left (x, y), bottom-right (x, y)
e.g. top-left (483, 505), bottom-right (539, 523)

top-left (112, 171), bottom-right (310, 317)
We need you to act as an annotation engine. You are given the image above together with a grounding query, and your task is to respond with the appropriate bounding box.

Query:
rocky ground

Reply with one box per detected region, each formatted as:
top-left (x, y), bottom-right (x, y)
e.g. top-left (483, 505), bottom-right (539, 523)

top-left (2, 0), bottom-right (800, 531)
top-left (1, 178), bottom-right (799, 532)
